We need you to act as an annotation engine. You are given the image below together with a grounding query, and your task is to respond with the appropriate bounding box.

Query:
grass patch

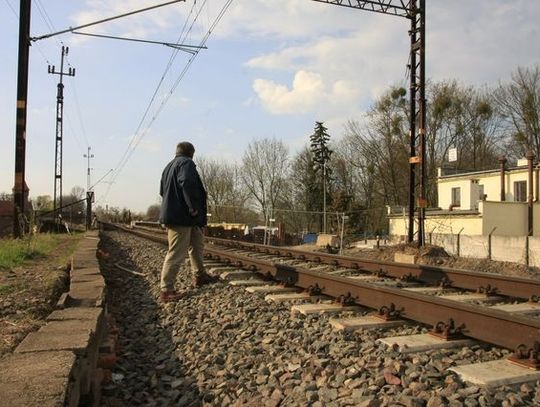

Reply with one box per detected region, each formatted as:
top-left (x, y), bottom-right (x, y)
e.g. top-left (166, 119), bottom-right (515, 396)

top-left (0, 284), bottom-right (15, 294)
top-left (0, 233), bottom-right (82, 269)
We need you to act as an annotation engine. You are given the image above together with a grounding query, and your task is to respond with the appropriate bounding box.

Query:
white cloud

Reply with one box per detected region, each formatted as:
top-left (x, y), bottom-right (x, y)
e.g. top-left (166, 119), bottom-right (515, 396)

top-left (242, 1), bottom-right (540, 123)
top-left (253, 70), bottom-right (322, 114)
top-left (253, 70), bottom-right (362, 115)
top-left (216, 0), bottom-right (380, 39)
top-left (137, 137), bottom-right (161, 153)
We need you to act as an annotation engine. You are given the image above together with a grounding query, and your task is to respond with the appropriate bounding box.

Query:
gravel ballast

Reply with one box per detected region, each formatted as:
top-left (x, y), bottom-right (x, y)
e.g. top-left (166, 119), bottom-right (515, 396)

top-left (99, 231), bottom-right (540, 406)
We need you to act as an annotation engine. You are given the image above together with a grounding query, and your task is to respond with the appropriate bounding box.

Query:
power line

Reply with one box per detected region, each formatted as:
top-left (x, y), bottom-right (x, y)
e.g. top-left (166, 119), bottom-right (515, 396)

top-left (35, 0), bottom-right (64, 48)
top-left (64, 113), bottom-right (85, 154)
top-left (114, 0), bottom-right (234, 179)
top-left (90, 0), bottom-right (201, 208)
top-left (93, 0), bottom-right (234, 206)
top-left (72, 31), bottom-right (206, 52)
top-left (64, 54), bottom-right (90, 149)
top-left (31, 0), bottom-right (187, 42)
top-left (35, 0), bottom-right (56, 36)
top-left (3, 0), bottom-right (17, 18)
top-left (33, 0), bottom-right (89, 153)
top-left (112, 0), bottom-right (205, 177)
top-left (3, 0), bottom-right (54, 65)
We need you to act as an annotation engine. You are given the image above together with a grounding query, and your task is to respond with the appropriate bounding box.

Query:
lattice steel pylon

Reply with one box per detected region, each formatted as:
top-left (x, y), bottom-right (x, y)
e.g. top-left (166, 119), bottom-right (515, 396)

top-left (312, 0), bottom-right (426, 245)
top-left (48, 46), bottom-right (75, 221)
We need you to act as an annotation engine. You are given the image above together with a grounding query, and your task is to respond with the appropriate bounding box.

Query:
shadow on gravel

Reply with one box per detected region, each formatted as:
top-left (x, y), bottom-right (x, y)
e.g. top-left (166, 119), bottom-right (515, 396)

top-left (98, 233), bottom-right (204, 407)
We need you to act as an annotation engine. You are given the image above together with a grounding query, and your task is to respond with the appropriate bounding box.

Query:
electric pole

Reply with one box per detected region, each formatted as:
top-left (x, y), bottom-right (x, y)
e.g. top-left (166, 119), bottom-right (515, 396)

top-left (312, 0), bottom-right (427, 245)
top-left (84, 146), bottom-right (94, 192)
top-left (13, 0), bottom-right (31, 238)
top-left (48, 46), bottom-right (75, 222)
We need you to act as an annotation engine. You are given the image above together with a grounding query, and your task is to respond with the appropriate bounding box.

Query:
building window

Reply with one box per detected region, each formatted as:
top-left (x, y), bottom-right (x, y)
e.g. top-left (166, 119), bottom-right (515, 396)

top-left (451, 187), bottom-right (461, 206)
top-left (514, 181), bottom-right (527, 202)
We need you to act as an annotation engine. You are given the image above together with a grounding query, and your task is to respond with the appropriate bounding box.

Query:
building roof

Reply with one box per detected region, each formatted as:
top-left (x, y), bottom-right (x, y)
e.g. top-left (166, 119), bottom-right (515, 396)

top-left (438, 164), bottom-right (530, 180)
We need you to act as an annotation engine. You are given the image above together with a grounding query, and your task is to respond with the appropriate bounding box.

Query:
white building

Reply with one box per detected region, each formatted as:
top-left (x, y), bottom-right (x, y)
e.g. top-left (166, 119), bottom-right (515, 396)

top-left (389, 157), bottom-right (540, 238)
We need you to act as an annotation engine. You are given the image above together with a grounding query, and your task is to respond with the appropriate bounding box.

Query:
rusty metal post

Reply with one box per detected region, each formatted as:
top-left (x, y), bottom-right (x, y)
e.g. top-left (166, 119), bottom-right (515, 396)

top-left (417, 0), bottom-right (426, 246)
top-left (527, 151), bottom-right (535, 236)
top-left (49, 46), bottom-right (75, 221)
top-left (498, 156), bottom-right (507, 202)
top-left (86, 191), bottom-right (94, 230)
top-left (407, 1), bottom-right (418, 244)
top-left (406, 0), bottom-right (426, 246)
top-left (488, 227), bottom-right (497, 260)
top-left (13, 0), bottom-right (32, 238)
top-left (456, 227), bottom-right (464, 257)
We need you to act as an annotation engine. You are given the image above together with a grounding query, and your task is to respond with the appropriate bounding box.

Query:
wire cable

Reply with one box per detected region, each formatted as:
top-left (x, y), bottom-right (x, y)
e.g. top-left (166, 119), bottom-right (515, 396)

top-left (117, 0), bottom-right (231, 173)
top-left (96, 0), bottom-right (234, 205)
top-left (3, 0), bottom-right (17, 18)
top-left (31, 0), bottom-right (186, 41)
top-left (35, 0), bottom-right (64, 47)
top-left (112, 0), bottom-right (203, 175)
top-left (3, 0), bottom-right (54, 65)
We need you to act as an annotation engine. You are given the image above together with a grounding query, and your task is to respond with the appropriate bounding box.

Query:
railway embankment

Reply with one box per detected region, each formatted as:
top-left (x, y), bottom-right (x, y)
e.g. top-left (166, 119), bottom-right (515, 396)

top-left (0, 230), bottom-right (114, 406)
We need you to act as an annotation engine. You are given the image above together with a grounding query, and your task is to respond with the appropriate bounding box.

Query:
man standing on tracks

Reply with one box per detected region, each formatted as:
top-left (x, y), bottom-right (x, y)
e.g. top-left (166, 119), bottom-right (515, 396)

top-left (159, 141), bottom-right (217, 302)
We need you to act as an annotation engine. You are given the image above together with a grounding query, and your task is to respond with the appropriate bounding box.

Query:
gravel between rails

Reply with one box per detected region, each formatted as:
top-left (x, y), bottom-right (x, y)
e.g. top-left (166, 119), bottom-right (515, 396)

top-left (99, 231), bottom-right (540, 407)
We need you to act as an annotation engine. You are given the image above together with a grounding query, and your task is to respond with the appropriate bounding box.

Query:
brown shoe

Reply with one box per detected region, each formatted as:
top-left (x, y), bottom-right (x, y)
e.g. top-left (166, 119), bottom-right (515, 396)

top-left (193, 272), bottom-right (219, 288)
top-left (160, 290), bottom-right (184, 303)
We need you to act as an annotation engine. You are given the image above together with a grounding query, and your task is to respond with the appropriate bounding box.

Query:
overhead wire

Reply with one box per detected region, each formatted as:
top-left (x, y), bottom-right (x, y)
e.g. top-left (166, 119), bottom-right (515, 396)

top-left (98, 0), bottom-right (235, 206)
top-left (94, 0), bottom-right (202, 206)
top-left (35, 0), bottom-right (88, 155)
top-left (117, 0), bottom-right (230, 172)
top-left (3, 0), bottom-right (55, 66)
top-left (68, 80), bottom-right (90, 149)
top-left (35, 0), bottom-right (64, 47)
top-left (112, 0), bottom-right (203, 176)
top-left (3, 0), bottom-right (17, 18)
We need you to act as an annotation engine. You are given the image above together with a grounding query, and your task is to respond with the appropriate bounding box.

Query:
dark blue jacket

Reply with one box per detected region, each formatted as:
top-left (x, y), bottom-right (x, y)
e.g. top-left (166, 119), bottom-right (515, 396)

top-left (159, 155), bottom-right (207, 227)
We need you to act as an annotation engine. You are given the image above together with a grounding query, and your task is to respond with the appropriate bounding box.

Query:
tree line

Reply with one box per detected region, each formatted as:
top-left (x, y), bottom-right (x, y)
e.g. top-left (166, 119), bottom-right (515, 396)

top-left (6, 65), bottom-right (538, 235)
top-left (188, 65), bottom-right (540, 237)
top-left (105, 65), bottom-right (531, 238)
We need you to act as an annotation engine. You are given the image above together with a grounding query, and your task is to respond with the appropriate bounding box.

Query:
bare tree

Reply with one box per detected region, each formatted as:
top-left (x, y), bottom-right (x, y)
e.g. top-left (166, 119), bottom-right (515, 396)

top-left (426, 80), bottom-right (505, 204)
top-left (146, 204), bottom-right (160, 221)
top-left (34, 195), bottom-right (53, 212)
top-left (59, 185), bottom-right (86, 223)
top-left (241, 138), bottom-right (289, 221)
top-left (197, 157), bottom-right (249, 223)
top-left (494, 65), bottom-right (540, 158)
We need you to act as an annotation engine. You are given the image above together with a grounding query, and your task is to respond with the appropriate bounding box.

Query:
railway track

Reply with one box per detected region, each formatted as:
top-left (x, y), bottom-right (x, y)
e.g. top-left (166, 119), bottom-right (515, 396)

top-left (110, 222), bottom-right (540, 369)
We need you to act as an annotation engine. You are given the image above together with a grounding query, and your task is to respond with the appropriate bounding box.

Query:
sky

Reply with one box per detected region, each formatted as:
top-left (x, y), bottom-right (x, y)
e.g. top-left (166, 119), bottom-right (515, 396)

top-left (1, 0), bottom-right (539, 213)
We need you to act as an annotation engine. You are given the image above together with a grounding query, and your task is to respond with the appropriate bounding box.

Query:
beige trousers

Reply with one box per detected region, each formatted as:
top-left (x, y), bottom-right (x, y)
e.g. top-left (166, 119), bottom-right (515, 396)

top-left (160, 225), bottom-right (205, 291)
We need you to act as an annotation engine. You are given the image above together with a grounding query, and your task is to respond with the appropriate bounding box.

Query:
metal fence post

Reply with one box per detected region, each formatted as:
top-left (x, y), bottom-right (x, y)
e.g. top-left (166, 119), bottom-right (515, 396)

top-left (457, 228), bottom-right (464, 257)
top-left (526, 235), bottom-right (530, 267)
top-left (488, 227), bottom-right (497, 260)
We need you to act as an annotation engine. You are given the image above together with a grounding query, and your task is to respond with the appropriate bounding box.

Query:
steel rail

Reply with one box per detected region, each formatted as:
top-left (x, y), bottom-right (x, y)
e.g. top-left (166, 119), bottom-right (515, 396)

top-left (203, 243), bottom-right (540, 351)
top-left (205, 237), bottom-right (540, 300)
top-left (111, 224), bottom-right (540, 351)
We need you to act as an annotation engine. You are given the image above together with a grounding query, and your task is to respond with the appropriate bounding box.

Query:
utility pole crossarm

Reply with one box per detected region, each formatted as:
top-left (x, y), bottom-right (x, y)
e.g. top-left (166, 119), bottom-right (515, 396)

top-left (311, 0), bottom-right (411, 18)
